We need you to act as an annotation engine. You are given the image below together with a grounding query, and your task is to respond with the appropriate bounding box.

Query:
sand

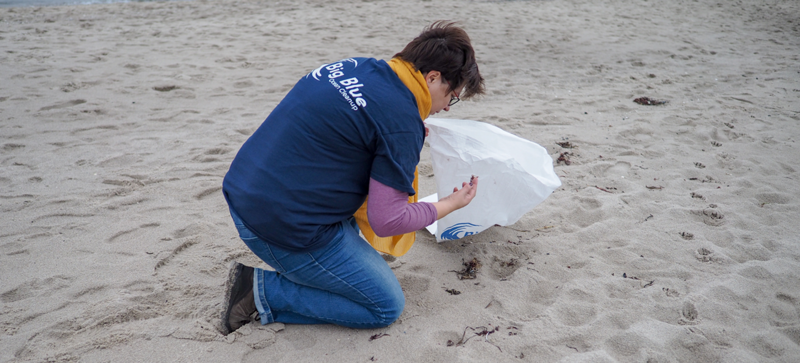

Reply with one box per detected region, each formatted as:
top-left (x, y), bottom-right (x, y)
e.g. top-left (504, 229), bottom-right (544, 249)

top-left (1, 0), bottom-right (800, 361)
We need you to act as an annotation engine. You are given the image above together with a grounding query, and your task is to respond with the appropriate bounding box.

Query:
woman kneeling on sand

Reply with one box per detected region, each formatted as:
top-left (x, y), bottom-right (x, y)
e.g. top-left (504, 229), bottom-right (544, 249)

top-left (220, 21), bottom-right (484, 334)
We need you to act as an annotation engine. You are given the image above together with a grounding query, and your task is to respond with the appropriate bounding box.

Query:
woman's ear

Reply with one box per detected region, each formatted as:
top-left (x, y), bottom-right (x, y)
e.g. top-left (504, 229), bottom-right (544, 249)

top-left (424, 70), bottom-right (441, 87)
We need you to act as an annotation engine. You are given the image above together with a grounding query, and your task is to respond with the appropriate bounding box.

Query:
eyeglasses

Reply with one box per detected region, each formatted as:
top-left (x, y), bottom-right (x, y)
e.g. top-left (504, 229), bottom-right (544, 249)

top-left (448, 90), bottom-right (460, 107)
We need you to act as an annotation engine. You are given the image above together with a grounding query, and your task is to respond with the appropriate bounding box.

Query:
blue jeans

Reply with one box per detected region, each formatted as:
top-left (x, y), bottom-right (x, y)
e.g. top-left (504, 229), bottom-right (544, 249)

top-left (229, 209), bottom-right (405, 328)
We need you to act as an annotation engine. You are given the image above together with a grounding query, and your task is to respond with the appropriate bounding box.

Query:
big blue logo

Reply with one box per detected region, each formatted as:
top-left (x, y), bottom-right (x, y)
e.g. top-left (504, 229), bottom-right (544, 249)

top-left (440, 223), bottom-right (482, 240)
top-left (307, 58), bottom-right (367, 111)
top-left (308, 58), bottom-right (359, 81)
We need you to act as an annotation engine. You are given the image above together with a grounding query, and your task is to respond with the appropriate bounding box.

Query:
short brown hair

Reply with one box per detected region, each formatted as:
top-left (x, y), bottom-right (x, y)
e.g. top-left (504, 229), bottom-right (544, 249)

top-left (394, 21), bottom-right (485, 99)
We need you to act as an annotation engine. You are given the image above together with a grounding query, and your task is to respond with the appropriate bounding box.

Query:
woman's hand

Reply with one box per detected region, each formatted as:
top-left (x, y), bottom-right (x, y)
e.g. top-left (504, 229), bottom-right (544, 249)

top-left (432, 175), bottom-right (478, 220)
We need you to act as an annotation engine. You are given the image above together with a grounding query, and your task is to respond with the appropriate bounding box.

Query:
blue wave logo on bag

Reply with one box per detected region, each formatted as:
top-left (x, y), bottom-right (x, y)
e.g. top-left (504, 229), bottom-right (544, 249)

top-left (440, 223), bottom-right (482, 240)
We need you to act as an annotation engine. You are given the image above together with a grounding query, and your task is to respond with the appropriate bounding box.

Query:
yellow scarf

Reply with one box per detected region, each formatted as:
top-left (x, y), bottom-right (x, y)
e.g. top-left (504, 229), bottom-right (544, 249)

top-left (387, 58), bottom-right (432, 120)
top-left (353, 58), bottom-right (430, 256)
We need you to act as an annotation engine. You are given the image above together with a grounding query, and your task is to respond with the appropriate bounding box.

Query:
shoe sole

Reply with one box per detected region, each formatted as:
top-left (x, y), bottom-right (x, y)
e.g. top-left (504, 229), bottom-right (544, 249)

top-left (220, 261), bottom-right (243, 335)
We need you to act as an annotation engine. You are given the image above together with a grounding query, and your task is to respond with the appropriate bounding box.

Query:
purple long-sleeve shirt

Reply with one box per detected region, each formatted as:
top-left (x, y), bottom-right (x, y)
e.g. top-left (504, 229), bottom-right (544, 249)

top-left (367, 178), bottom-right (437, 237)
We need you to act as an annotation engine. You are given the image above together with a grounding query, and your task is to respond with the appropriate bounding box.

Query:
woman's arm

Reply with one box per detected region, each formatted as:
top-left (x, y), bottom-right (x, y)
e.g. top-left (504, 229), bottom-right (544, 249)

top-left (367, 176), bottom-right (479, 237)
top-left (367, 178), bottom-right (437, 237)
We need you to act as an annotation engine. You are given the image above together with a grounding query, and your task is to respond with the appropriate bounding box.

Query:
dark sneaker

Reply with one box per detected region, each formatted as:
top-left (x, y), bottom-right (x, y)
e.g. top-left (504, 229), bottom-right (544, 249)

top-left (221, 261), bottom-right (257, 335)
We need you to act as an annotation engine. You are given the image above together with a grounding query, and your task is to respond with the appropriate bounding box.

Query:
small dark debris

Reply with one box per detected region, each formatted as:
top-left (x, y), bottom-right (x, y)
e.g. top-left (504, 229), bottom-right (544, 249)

top-left (445, 288), bottom-right (461, 295)
top-left (476, 326), bottom-right (500, 336)
top-left (644, 214), bottom-right (654, 221)
top-left (646, 185), bottom-right (663, 190)
top-left (369, 333), bottom-right (390, 341)
top-left (556, 141), bottom-right (574, 148)
top-left (451, 258), bottom-right (481, 280)
top-left (450, 326), bottom-right (498, 348)
top-left (557, 152), bottom-right (572, 165)
top-left (633, 97), bottom-right (668, 105)
top-left (624, 273), bottom-right (640, 280)
top-left (680, 232), bottom-right (694, 240)
top-left (500, 259), bottom-right (517, 267)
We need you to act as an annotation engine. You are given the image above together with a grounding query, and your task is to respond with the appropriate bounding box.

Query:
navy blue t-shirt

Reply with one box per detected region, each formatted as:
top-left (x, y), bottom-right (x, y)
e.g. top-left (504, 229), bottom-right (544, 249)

top-left (222, 58), bottom-right (425, 252)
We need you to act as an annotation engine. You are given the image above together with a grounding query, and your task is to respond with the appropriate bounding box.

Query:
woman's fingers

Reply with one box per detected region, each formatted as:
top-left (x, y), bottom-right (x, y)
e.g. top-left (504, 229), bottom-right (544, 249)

top-left (449, 176), bottom-right (479, 203)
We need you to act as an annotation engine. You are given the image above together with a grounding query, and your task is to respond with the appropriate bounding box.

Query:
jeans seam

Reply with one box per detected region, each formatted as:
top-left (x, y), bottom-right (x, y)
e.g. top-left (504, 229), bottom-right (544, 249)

top-left (306, 253), bottom-right (387, 325)
top-left (264, 244), bottom-right (286, 273)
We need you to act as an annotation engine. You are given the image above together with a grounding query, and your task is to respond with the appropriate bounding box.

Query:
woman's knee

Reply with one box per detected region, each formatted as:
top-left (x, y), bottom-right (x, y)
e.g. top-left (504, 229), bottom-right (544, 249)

top-left (376, 286), bottom-right (405, 327)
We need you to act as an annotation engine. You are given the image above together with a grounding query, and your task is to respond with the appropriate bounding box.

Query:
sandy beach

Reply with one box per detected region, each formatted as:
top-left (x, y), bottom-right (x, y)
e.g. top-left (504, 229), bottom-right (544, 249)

top-left (2, 0), bottom-right (800, 361)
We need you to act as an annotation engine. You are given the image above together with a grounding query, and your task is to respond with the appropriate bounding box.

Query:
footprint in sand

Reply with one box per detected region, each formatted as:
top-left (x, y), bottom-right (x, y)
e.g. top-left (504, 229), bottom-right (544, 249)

top-left (153, 85), bottom-right (178, 92)
top-left (398, 274), bottom-right (431, 297)
top-left (737, 266), bottom-right (774, 281)
top-left (39, 99), bottom-right (86, 111)
top-left (590, 161), bottom-right (632, 178)
top-left (554, 303), bottom-right (597, 327)
top-left (2, 143), bottom-right (25, 151)
top-left (1, 275), bottom-right (75, 303)
top-left (107, 223), bottom-right (160, 243)
top-left (692, 208), bottom-right (724, 226)
top-left (490, 256), bottom-right (522, 279)
top-left (695, 248), bottom-right (715, 263)
top-left (605, 332), bottom-right (652, 357)
top-left (755, 192), bottom-right (791, 206)
top-left (779, 327), bottom-right (800, 347)
top-left (680, 301), bottom-right (698, 324)
top-left (233, 80), bottom-right (255, 89)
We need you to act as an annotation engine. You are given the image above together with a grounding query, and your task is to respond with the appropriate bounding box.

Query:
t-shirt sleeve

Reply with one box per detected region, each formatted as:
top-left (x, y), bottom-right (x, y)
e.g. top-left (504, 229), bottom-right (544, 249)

top-left (367, 178), bottom-right (438, 237)
top-left (370, 131), bottom-right (420, 195)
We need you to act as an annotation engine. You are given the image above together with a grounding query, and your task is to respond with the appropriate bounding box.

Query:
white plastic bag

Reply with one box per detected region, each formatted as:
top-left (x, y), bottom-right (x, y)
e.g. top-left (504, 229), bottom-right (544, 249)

top-left (424, 118), bottom-right (561, 241)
